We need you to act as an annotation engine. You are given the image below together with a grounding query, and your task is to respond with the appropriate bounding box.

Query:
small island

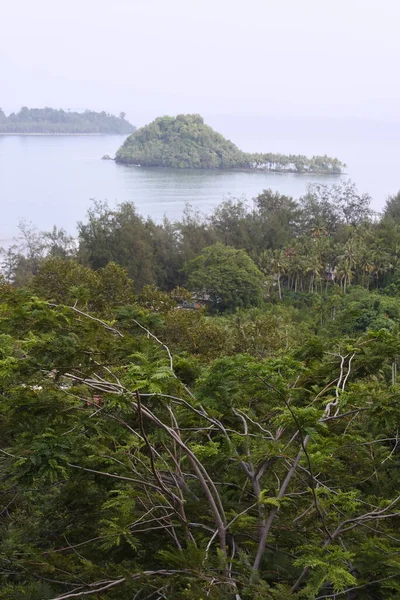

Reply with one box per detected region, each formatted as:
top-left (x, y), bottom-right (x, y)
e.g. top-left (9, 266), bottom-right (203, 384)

top-left (0, 107), bottom-right (136, 134)
top-left (115, 114), bottom-right (345, 173)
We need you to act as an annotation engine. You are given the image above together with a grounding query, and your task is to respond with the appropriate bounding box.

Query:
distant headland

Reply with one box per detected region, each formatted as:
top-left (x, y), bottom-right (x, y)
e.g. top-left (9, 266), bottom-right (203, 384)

top-left (0, 107), bottom-right (136, 135)
top-left (115, 114), bottom-right (346, 174)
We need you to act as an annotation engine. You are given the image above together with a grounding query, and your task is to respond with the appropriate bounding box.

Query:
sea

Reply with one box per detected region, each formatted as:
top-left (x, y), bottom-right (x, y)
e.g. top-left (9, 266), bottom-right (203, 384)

top-left (1, 115), bottom-right (400, 247)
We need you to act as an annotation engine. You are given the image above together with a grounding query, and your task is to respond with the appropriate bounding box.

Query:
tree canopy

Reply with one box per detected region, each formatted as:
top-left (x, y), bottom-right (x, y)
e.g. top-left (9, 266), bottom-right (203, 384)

top-left (1, 268), bottom-right (400, 599)
top-left (115, 114), bottom-right (345, 173)
top-left (0, 107), bottom-right (135, 134)
top-left (184, 243), bottom-right (265, 311)
top-left (116, 114), bottom-right (249, 169)
top-left (3, 180), bottom-right (400, 598)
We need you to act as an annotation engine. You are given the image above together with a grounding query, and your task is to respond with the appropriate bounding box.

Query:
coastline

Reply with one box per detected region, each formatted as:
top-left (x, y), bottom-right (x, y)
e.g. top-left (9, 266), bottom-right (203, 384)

top-left (116, 162), bottom-right (344, 176)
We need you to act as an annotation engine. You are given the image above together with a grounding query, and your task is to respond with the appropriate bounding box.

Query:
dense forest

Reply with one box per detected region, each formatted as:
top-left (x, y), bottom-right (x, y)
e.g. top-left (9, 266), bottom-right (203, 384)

top-left (1, 179), bottom-right (400, 599)
top-left (116, 114), bottom-right (345, 173)
top-left (0, 107), bottom-right (135, 134)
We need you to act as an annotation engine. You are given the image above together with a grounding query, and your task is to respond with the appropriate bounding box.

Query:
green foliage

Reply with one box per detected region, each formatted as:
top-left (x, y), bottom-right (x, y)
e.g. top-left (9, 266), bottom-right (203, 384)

top-left (4, 180), bottom-right (382, 300)
top-left (137, 284), bottom-right (177, 313)
top-left (162, 308), bottom-right (232, 359)
top-left (173, 355), bottom-right (202, 386)
top-left (184, 243), bottom-right (265, 311)
top-left (294, 545), bottom-right (357, 596)
top-left (116, 114), bottom-right (345, 173)
top-left (383, 189), bottom-right (400, 222)
top-left (30, 257), bottom-right (135, 314)
top-left (77, 200), bottom-right (183, 290)
top-left (4, 179), bottom-right (400, 599)
top-left (0, 583), bottom-right (54, 599)
top-left (1, 283), bottom-right (400, 599)
top-left (116, 114), bottom-right (249, 169)
top-left (301, 180), bottom-right (372, 230)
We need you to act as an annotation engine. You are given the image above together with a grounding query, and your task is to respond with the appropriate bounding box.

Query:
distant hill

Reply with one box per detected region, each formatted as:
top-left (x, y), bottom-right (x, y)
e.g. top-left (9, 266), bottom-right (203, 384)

top-left (115, 114), bottom-right (345, 173)
top-left (0, 107), bottom-right (136, 134)
top-left (116, 114), bottom-right (249, 169)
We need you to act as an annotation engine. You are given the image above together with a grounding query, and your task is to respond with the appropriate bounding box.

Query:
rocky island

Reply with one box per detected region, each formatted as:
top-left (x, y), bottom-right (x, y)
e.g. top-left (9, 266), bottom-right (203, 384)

top-left (115, 114), bottom-right (345, 173)
top-left (0, 107), bottom-right (136, 134)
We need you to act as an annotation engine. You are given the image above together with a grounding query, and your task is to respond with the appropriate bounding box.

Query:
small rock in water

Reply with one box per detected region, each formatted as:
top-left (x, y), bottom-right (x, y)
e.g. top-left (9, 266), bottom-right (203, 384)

top-left (101, 154), bottom-right (113, 160)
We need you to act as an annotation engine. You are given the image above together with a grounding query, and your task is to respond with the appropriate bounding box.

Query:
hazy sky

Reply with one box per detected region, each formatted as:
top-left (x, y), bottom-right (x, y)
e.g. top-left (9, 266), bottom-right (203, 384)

top-left (2, 0), bottom-right (400, 125)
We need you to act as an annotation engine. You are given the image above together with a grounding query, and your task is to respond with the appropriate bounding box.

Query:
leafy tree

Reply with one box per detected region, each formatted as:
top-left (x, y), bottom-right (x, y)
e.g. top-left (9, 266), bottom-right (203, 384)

top-left (42, 226), bottom-right (76, 258)
top-left (78, 201), bottom-right (164, 289)
top-left (383, 190), bottom-right (400, 222)
top-left (137, 284), bottom-right (177, 313)
top-left (31, 258), bottom-right (135, 314)
top-left (301, 180), bottom-right (373, 232)
top-left (177, 204), bottom-right (217, 262)
top-left (253, 189), bottom-right (303, 249)
top-left (184, 243), bottom-right (265, 311)
top-left (209, 198), bottom-right (253, 250)
top-left (162, 307), bottom-right (233, 359)
top-left (249, 151), bottom-right (345, 174)
top-left (1, 222), bottom-right (76, 286)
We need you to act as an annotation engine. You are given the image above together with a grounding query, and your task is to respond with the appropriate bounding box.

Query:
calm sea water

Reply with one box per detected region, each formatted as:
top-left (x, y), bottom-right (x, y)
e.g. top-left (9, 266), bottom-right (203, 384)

top-left (1, 117), bottom-right (400, 246)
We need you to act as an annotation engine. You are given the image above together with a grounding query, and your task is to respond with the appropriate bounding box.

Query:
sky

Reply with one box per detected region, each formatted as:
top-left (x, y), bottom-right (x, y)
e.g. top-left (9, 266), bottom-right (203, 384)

top-left (2, 0), bottom-right (400, 126)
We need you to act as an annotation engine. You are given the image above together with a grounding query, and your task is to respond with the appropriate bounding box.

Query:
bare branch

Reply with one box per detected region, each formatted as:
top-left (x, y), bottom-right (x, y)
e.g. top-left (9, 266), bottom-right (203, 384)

top-left (47, 570), bottom-right (195, 600)
top-left (50, 304), bottom-right (124, 337)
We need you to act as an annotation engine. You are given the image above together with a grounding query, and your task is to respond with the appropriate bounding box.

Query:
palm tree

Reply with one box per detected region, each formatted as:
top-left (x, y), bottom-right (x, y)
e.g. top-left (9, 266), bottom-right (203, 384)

top-left (358, 253), bottom-right (375, 289)
top-left (259, 249), bottom-right (288, 300)
top-left (336, 236), bottom-right (360, 292)
top-left (286, 248), bottom-right (305, 293)
top-left (336, 258), bottom-right (353, 293)
top-left (370, 250), bottom-right (392, 288)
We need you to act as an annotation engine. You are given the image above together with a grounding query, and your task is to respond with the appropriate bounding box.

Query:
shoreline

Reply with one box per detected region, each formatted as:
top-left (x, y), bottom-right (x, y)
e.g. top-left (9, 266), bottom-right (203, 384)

top-left (116, 162), bottom-right (344, 176)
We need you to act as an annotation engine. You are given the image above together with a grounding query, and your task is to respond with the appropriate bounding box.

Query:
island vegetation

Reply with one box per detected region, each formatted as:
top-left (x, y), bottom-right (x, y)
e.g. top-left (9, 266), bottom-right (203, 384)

top-left (116, 114), bottom-right (345, 173)
top-left (0, 107), bottom-right (136, 134)
top-left (2, 180), bottom-right (400, 599)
